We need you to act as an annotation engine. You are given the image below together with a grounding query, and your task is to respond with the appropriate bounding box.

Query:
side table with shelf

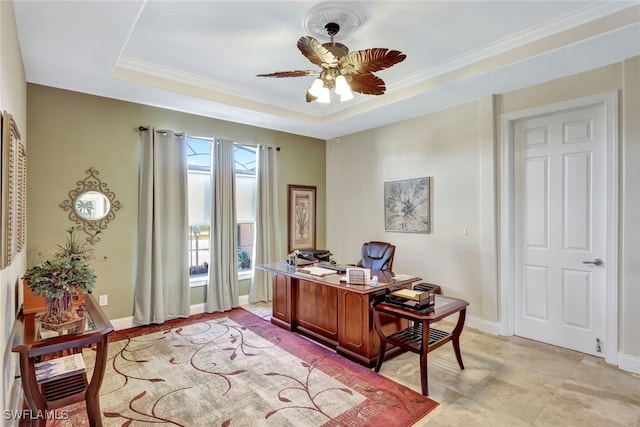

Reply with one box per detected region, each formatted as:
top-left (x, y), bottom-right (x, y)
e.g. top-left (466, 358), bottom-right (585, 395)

top-left (372, 294), bottom-right (469, 396)
top-left (11, 293), bottom-right (114, 427)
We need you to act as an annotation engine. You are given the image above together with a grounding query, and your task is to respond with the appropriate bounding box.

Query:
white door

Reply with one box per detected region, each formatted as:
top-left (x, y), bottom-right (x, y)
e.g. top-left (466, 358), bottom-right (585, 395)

top-left (514, 104), bottom-right (607, 357)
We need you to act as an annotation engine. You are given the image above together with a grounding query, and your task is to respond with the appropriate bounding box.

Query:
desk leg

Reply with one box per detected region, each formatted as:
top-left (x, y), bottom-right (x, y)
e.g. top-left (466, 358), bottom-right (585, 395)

top-left (19, 354), bottom-right (47, 427)
top-left (85, 336), bottom-right (109, 427)
top-left (452, 308), bottom-right (466, 370)
top-left (372, 309), bottom-right (387, 373)
top-left (420, 320), bottom-right (430, 396)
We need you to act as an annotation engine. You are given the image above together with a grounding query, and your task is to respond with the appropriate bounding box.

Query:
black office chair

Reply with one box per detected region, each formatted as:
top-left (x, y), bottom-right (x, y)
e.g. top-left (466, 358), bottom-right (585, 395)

top-left (357, 241), bottom-right (396, 271)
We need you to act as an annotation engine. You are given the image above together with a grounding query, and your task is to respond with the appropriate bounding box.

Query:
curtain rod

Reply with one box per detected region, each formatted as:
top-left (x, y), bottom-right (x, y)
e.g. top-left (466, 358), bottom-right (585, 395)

top-left (138, 127), bottom-right (280, 151)
top-left (237, 142), bottom-right (281, 151)
top-left (137, 126), bottom-right (183, 137)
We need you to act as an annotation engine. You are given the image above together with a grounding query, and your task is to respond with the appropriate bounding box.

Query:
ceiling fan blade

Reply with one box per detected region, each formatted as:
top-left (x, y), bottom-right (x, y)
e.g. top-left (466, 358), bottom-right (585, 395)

top-left (297, 36), bottom-right (339, 69)
top-left (340, 48), bottom-right (406, 74)
top-left (256, 70), bottom-right (320, 78)
top-left (348, 73), bottom-right (386, 95)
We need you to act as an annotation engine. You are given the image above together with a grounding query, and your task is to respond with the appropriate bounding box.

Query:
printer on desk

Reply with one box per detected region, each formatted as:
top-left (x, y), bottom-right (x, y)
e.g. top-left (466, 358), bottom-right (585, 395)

top-left (287, 249), bottom-right (350, 273)
top-left (286, 249), bottom-right (334, 266)
top-left (298, 249), bottom-right (332, 262)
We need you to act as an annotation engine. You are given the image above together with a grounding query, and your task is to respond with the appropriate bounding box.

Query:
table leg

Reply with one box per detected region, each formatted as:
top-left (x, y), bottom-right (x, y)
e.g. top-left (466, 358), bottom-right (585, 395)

top-left (452, 308), bottom-right (466, 370)
top-left (372, 309), bottom-right (387, 373)
top-left (19, 354), bottom-right (47, 427)
top-left (85, 337), bottom-right (109, 427)
top-left (420, 320), bottom-right (430, 396)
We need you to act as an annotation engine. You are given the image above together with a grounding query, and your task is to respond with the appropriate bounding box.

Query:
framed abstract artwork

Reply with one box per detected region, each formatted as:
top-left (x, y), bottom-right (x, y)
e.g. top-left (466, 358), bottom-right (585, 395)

top-left (287, 184), bottom-right (316, 252)
top-left (384, 177), bottom-right (430, 233)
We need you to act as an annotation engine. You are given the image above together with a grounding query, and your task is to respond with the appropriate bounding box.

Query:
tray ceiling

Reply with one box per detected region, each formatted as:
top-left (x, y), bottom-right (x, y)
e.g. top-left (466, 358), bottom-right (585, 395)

top-left (13, 1), bottom-right (640, 139)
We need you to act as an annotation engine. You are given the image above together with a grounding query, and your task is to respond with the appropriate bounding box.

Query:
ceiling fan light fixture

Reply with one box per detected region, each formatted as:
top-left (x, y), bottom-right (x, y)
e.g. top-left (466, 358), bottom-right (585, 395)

top-left (316, 87), bottom-right (331, 103)
top-left (339, 91), bottom-right (354, 102)
top-left (334, 75), bottom-right (351, 95)
top-left (307, 78), bottom-right (325, 97)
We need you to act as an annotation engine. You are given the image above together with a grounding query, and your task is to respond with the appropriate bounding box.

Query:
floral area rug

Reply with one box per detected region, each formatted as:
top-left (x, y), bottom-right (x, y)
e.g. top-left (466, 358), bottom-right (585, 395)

top-left (54, 308), bottom-right (438, 426)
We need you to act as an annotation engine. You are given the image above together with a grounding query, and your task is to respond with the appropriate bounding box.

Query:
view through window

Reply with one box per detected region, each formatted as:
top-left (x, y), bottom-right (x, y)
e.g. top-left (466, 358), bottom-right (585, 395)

top-left (187, 137), bottom-right (256, 281)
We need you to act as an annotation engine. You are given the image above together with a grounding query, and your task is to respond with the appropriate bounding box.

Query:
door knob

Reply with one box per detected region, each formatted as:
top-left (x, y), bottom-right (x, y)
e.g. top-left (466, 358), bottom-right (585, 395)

top-left (582, 258), bottom-right (603, 266)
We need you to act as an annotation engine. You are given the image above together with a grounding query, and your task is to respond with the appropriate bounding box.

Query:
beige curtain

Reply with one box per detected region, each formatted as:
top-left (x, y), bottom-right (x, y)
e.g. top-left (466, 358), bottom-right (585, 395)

top-left (134, 127), bottom-right (190, 324)
top-left (250, 145), bottom-right (280, 303)
top-left (206, 138), bottom-right (239, 312)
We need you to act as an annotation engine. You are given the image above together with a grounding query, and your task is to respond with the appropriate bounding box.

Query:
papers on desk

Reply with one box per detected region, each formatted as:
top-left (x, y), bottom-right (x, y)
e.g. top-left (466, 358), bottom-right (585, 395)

top-left (392, 274), bottom-right (416, 281)
top-left (296, 266), bottom-right (338, 276)
top-left (35, 353), bottom-right (86, 384)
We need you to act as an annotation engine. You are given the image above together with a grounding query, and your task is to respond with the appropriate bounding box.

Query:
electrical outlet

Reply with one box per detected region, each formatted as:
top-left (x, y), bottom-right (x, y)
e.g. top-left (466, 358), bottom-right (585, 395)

top-left (99, 294), bottom-right (108, 306)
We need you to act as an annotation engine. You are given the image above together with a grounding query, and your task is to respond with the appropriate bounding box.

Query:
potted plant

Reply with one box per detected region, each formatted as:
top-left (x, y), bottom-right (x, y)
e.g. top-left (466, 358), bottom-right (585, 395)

top-left (23, 229), bottom-right (96, 329)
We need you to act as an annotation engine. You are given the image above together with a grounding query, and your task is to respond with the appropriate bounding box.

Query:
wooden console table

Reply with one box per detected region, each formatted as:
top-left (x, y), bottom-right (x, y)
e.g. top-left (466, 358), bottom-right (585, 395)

top-left (257, 262), bottom-right (421, 367)
top-left (11, 293), bottom-right (114, 427)
top-left (373, 295), bottom-right (468, 395)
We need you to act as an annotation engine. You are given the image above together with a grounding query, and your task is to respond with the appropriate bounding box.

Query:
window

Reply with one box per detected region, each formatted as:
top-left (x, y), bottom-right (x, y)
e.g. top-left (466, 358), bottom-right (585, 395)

top-left (187, 137), bottom-right (256, 282)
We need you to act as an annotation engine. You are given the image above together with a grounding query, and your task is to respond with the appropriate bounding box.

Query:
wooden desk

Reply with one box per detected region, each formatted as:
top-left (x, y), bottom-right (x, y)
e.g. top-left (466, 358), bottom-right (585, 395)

top-left (373, 295), bottom-right (469, 396)
top-left (11, 293), bottom-right (114, 427)
top-left (257, 262), bottom-right (421, 367)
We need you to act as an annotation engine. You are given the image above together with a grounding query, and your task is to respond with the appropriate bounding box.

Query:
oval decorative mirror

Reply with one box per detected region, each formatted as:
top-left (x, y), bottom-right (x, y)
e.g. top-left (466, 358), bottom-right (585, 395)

top-left (75, 191), bottom-right (111, 221)
top-left (60, 167), bottom-right (122, 244)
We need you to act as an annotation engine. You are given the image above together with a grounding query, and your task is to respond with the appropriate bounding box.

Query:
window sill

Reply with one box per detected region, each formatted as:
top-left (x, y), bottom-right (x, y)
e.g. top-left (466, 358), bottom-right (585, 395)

top-left (238, 271), bottom-right (252, 281)
top-left (189, 277), bottom-right (208, 288)
top-left (189, 271), bottom-right (253, 288)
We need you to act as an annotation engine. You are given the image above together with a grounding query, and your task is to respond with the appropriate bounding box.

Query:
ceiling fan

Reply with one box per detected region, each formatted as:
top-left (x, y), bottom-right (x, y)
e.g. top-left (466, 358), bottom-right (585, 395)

top-left (257, 22), bottom-right (406, 103)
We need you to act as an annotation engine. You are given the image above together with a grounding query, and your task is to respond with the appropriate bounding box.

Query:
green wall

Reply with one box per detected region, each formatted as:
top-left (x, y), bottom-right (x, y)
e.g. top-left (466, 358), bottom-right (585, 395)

top-left (26, 84), bottom-right (326, 320)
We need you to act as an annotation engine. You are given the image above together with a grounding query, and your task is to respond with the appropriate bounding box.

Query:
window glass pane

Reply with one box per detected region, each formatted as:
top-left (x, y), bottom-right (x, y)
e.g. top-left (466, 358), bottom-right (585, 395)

top-left (234, 145), bottom-right (256, 175)
top-left (187, 138), bottom-right (257, 278)
top-left (188, 137), bottom-right (210, 277)
top-left (238, 223), bottom-right (254, 272)
top-left (236, 174), bottom-right (255, 222)
top-left (187, 137), bottom-right (211, 170)
top-left (188, 171), bottom-right (211, 225)
top-left (189, 225), bottom-right (209, 277)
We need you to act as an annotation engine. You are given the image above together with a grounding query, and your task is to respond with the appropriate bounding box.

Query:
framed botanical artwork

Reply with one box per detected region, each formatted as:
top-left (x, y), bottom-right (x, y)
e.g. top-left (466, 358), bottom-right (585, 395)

top-left (287, 184), bottom-right (316, 252)
top-left (384, 177), bottom-right (431, 233)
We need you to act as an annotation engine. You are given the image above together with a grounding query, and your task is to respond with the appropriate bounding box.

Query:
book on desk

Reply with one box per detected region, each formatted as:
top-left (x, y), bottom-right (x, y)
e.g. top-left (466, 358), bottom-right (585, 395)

top-left (295, 266), bottom-right (338, 276)
top-left (385, 288), bottom-right (436, 312)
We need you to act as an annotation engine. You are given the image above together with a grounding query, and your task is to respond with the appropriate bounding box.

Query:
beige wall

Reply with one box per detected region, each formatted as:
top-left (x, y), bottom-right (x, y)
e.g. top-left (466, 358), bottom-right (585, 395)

top-left (620, 56), bottom-right (640, 360)
top-left (327, 100), bottom-right (495, 315)
top-left (26, 84), bottom-right (326, 320)
top-left (327, 57), bottom-right (640, 369)
top-left (1, 0), bottom-right (27, 413)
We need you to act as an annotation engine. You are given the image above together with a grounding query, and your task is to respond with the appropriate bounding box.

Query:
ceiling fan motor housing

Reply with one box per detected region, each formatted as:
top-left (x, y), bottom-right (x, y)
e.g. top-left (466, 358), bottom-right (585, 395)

top-left (323, 42), bottom-right (349, 58)
top-left (322, 22), bottom-right (349, 57)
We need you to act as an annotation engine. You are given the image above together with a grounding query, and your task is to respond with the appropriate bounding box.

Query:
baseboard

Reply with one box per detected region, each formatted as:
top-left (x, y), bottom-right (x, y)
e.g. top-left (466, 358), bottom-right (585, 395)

top-left (110, 295), bottom-right (251, 331)
top-left (239, 294), bottom-right (249, 306)
top-left (618, 352), bottom-right (640, 375)
top-left (466, 315), bottom-right (501, 335)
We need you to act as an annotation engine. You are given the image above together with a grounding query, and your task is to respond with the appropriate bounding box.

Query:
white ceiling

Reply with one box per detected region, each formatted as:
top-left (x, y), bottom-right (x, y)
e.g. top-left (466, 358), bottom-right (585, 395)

top-left (12, 1), bottom-right (640, 140)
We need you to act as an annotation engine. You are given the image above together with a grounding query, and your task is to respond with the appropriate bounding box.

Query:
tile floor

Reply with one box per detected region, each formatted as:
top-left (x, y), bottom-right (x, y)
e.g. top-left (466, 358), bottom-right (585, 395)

top-left (243, 302), bottom-right (640, 427)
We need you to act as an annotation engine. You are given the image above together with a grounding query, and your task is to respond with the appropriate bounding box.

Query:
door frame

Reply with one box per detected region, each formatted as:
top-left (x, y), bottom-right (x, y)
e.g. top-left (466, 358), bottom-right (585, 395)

top-left (499, 91), bottom-right (619, 364)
